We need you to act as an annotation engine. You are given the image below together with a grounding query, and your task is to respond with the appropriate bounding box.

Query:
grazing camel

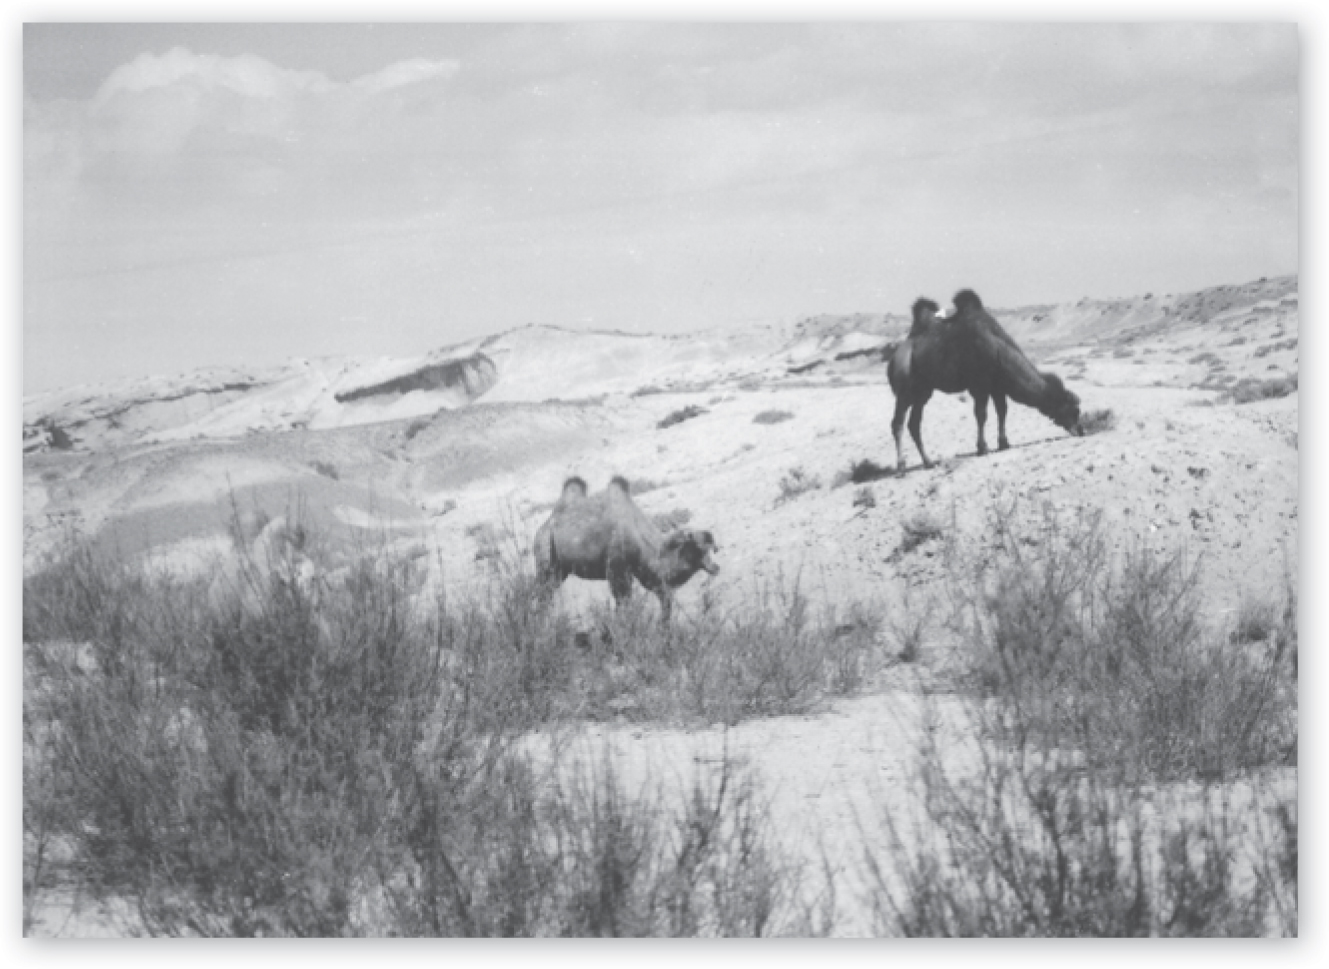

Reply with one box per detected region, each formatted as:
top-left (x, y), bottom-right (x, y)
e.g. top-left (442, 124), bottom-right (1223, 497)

top-left (887, 290), bottom-right (1082, 470)
top-left (534, 476), bottom-right (719, 622)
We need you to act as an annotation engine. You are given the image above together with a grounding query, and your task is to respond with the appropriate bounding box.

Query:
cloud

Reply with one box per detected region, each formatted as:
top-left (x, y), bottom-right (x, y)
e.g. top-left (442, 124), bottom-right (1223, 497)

top-left (93, 46), bottom-right (337, 105)
top-left (352, 57), bottom-right (459, 94)
top-left (24, 26), bottom-right (1299, 393)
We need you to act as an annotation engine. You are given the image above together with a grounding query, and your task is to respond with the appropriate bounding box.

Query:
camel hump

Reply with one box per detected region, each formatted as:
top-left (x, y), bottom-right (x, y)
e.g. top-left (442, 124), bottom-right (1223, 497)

top-left (953, 289), bottom-right (984, 313)
top-left (607, 475), bottom-right (632, 497)
top-left (561, 476), bottom-right (588, 500)
top-left (912, 297), bottom-right (939, 322)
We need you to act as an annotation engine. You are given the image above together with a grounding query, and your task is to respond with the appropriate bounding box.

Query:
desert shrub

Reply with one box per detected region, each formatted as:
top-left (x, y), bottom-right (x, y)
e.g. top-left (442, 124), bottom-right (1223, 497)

top-left (309, 460), bottom-right (340, 480)
top-left (832, 458), bottom-right (894, 488)
top-left (752, 410), bottom-right (794, 425)
top-left (404, 418), bottom-right (430, 441)
top-left (867, 720), bottom-right (1290, 937)
top-left (947, 501), bottom-right (1296, 781)
top-left (1227, 375), bottom-right (1297, 404)
top-left (468, 522), bottom-right (503, 566)
top-left (883, 592), bottom-right (933, 664)
top-left (775, 467), bottom-right (821, 505)
top-left (891, 513), bottom-right (945, 560)
top-left (626, 477), bottom-right (665, 495)
top-left (852, 487), bottom-right (876, 511)
top-left (657, 406), bottom-right (708, 429)
top-left (864, 500), bottom-right (1298, 935)
top-left (1230, 596), bottom-right (1278, 645)
top-left (651, 507), bottom-right (693, 531)
top-left (1078, 408), bottom-right (1116, 436)
top-left (23, 527), bottom-right (826, 936)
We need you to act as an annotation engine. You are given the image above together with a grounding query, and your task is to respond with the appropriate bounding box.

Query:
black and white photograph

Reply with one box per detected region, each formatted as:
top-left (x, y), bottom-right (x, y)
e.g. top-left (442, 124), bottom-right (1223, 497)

top-left (21, 17), bottom-right (1302, 939)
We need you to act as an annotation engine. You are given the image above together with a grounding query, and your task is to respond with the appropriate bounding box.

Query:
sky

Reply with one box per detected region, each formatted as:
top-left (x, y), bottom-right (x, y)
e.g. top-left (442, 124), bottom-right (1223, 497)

top-left (23, 21), bottom-right (1300, 393)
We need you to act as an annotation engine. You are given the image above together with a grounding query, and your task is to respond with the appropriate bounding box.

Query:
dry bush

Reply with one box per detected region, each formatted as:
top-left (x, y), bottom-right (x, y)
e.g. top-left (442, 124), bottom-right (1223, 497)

top-left (946, 501), bottom-right (1296, 780)
top-left (867, 722), bottom-right (1291, 937)
top-left (651, 508), bottom-right (693, 531)
top-left (863, 499), bottom-right (1298, 936)
top-left (626, 477), bottom-right (666, 495)
top-left (657, 406), bottom-right (708, 429)
top-left (1227, 376), bottom-right (1297, 404)
top-left (752, 410), bottom-right (794, 425)
top-left (1078, 408), bottom-right (1116, 436)
top-left (775, 467), bottom-right (821, 505)
top-left (891, 513), bottom-right (945, 561)
top-left (832, 458), bottom-right (894, 488)
top-left (23, 521), bottom-right (871, 935)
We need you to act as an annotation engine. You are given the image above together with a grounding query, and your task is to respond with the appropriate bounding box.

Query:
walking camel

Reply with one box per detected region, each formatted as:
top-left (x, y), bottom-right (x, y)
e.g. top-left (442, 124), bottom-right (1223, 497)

top-left (887, 290), bottom-right (1083, 470)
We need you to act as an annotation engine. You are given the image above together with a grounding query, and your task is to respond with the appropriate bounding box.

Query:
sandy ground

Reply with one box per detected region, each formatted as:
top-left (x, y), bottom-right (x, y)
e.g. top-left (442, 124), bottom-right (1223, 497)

top-left (23, 276), bottom-right (1299, 936)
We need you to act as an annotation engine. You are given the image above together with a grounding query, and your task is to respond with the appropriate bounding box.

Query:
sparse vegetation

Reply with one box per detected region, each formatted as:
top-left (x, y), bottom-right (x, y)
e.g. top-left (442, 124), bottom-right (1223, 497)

top-left (892, 513), bottom-right (945, 560)
top-left (832, 458), bottom-right (895, 489)
top-left (626, 477), bottom-right (665, 495)
top-left (752, 410), bottom-right (794, 425)
top-left (309, 459), bottom-right (340, 480)
top-left (946, 501), bottom-right (1295, 779)
top-left (1078, 408), bottom-right (1117, 436)
top-left (1231, 596), bottom-right (1278, 645)
top-left (1254, 338), bottom-right (1298, 359)
top-left (775, 467), bottom-right (821, 505)
top-left (865, 499), bottom-right (1298, 936)
top-left (651, 507), bottom-right (693, 531)
top-left (23, 521), bottom-right (885, 935)
top-left (1227, 375), bottom-right (1297, 404)
top-left (657, 405), bottom-right (708, 429)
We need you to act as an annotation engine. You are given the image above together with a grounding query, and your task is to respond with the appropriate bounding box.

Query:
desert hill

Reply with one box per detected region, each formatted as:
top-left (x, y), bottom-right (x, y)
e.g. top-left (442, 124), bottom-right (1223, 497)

top-left (24, 274), bottom-right (1298, 602)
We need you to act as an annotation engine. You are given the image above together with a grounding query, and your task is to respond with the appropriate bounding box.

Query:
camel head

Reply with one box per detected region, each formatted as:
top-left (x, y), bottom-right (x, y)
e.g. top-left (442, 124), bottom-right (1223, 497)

top-left (660, 528), bottom-right (721, 586)
top-left (1042, 373), bottom-right (1083, 436)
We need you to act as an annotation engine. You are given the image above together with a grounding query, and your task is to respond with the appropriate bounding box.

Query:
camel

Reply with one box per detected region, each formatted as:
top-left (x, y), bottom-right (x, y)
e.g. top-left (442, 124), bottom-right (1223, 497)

top-left (887, 290), bottom-right (1082, 470)
top-left (534, 475), bottom-right (719, 622)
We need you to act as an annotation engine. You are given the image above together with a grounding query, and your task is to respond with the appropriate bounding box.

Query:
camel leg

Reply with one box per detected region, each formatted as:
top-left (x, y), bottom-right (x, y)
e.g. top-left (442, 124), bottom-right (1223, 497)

top-left (908, 396), bottom-right (934, 469)
top-left (993, 393), bottom-right (1010, 451)
top-left (973, 392), bottom-right (990, 456)
top-left (534, 559), bottom-right (565, 610)
top-left (608, 562), bottom-right (633, 609)
top-left (656, 590), bottom-right (673, 625)
top-left (891, 397), bottom-right (911, 471)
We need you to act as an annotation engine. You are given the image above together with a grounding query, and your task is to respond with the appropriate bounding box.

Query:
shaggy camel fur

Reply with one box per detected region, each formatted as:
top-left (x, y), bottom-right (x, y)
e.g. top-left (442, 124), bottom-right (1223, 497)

top-left (534, 476), bottom-right (719, 622)
top-left (887, 290), bottom-right (1082, 470)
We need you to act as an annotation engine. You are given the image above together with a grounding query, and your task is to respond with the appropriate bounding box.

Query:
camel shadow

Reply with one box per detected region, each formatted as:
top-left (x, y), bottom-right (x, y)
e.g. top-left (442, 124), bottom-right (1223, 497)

top-left (893, 434), bottom-right (1070, 476)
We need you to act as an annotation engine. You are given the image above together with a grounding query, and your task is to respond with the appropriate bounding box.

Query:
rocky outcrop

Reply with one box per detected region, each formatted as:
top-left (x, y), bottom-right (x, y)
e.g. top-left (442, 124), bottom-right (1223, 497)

top-left (334, 352), bottom-right (497, 404)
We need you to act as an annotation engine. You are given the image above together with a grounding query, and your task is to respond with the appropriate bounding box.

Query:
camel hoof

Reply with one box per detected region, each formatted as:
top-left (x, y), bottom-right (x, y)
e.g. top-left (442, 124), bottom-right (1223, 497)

top-left (977, 444), bottom-right (988, 456)
top-left (998, 439), bottom-right (1011, 451)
